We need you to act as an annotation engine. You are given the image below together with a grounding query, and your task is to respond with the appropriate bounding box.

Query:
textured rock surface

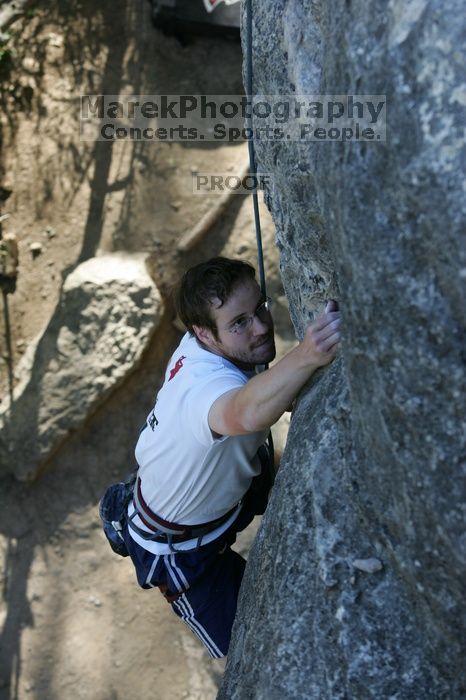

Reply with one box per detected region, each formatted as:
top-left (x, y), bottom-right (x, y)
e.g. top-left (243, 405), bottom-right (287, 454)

top-left (219, 1), bottom-right (466, 698)
top-left (0, 253), bottom-right (162, 480)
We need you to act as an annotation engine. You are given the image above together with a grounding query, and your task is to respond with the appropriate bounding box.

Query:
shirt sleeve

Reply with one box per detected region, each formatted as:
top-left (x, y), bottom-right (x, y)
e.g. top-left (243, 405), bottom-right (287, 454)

top-left (184, 366), bottom-right (248, 446)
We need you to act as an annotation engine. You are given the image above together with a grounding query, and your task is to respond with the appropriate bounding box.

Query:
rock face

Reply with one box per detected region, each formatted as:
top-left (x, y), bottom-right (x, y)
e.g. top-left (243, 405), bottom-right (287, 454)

top-left (0, 254), bottom-right (162, 480)
top-left (219, 1), bottom-right (466, 698)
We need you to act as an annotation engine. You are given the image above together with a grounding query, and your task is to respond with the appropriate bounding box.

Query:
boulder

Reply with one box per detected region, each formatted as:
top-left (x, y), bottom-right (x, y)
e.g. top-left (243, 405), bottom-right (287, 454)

top-left (0, 253), bottom-right (162, 480)
top-left (219, 1), bottom-right (466, 698)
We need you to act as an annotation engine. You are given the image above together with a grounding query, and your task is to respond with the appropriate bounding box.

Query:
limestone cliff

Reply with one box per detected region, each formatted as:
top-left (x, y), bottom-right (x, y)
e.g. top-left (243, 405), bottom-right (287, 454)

top-left (219, 1), bottom-right (466, 698)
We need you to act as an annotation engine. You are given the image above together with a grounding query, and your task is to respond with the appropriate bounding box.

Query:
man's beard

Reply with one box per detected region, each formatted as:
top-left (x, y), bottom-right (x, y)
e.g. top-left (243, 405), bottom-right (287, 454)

top-left (220, 332), bottom-right (276, 370)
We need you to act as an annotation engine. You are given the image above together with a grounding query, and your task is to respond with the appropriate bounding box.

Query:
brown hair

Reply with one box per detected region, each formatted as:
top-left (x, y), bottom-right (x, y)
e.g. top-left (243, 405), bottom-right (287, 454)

top-left (175, 257), bottom-right (256, 338)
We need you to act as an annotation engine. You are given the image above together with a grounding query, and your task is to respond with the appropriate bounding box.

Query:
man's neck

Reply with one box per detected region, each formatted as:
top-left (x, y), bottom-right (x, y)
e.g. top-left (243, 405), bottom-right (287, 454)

top-left (194, 336), bottom-right (255, 372)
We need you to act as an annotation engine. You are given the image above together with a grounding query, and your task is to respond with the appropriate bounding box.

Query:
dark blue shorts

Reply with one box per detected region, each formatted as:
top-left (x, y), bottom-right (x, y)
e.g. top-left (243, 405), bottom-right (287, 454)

top-left (122, 455), bottom-right (273, 658)
top-left (124, 529), bottom-right (246, 657)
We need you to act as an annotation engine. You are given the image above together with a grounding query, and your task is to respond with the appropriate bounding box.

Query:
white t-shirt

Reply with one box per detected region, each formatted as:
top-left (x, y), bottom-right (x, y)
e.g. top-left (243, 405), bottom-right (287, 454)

top-left (130, 333), bottom-right (268, 551)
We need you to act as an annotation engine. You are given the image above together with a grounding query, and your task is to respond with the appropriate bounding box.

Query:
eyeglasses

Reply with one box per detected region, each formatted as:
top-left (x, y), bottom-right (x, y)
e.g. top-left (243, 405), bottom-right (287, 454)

top-left (226, 297), bottom-right (273, 335)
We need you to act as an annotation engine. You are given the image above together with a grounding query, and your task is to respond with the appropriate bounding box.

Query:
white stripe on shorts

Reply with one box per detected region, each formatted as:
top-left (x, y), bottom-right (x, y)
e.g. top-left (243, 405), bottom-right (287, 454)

top-left (169, 554), bottom-right (190, 590)
top-left (145, 554), bottom-right (160, 587)
top-left (173, 594), bottom-right (224, 659)
top-left (165, 555), bottom-right (185, 592)
top-left (165, 554), bottom-right (224, 658)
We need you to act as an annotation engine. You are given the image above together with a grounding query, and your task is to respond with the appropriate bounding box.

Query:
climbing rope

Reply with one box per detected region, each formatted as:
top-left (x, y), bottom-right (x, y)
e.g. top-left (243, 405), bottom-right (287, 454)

top-left (245, 0), bottom-right (276, 482)
top-left (245, 0), bottom-right (266, 297)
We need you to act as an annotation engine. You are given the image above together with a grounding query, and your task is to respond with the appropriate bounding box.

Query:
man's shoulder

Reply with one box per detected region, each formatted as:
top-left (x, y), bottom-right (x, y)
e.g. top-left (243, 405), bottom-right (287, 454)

top-left (178, 334), bottom-right (237, 370)
top-left (166, 334), bottom-right (243, 382)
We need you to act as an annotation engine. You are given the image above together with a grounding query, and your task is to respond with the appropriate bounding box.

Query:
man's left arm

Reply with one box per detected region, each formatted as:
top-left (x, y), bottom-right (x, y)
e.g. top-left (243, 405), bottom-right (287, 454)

top-left (208, 305), bottom-right (341, 436)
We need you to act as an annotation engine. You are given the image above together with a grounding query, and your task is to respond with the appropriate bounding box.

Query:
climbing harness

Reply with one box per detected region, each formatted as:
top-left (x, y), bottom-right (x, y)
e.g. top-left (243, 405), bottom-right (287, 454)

top-left (129, 475), bottom-right (240, 551)
top-left (245, 0), bottom-right (275, 484)
top-left (99, 467), bottom-right (240, 556)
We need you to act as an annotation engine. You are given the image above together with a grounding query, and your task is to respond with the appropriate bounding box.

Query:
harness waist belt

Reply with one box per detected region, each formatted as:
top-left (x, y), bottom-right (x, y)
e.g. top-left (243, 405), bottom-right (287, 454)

top-left (132, 476), bottom-right (238, 543)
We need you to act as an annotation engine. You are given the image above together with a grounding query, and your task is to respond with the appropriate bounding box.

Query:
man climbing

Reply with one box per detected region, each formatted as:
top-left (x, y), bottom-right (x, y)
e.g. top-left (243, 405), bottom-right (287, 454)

top-left (122, 256), bottom-right (341, 659)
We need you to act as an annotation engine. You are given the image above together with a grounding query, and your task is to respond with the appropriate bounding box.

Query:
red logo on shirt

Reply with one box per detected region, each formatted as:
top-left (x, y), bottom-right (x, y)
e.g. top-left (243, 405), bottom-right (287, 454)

top-left (203, 0), bottom-right (240, 12)
top-left (168, 355), bottom-right (186, 381)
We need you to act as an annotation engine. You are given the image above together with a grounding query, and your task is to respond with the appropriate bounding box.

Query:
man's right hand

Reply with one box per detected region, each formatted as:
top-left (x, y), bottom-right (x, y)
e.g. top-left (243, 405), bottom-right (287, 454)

top-left (298, 300), bottom-right (341, 369)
